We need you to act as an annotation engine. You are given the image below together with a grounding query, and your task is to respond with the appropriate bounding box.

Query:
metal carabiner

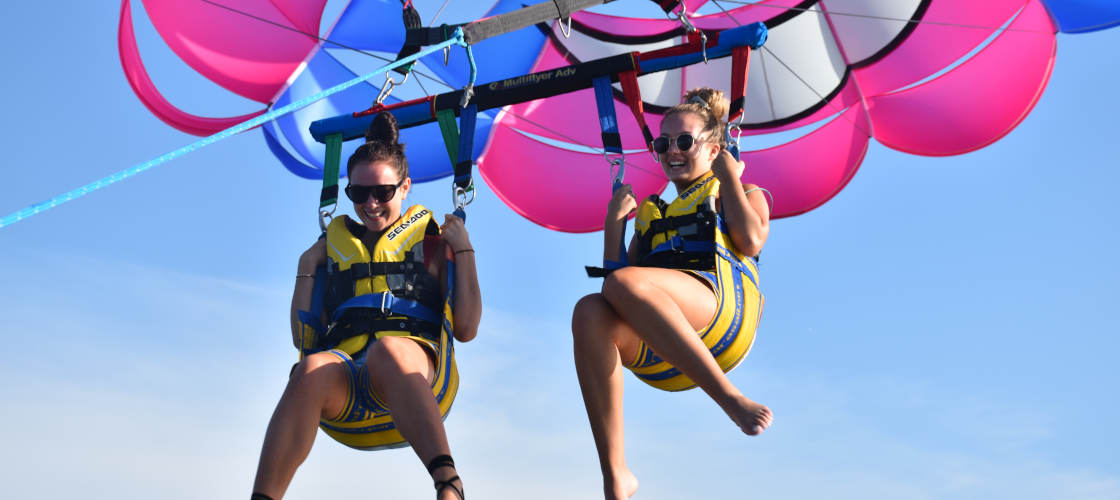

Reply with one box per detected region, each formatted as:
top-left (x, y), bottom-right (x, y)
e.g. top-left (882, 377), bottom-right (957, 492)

top-left (700, 30), bottom-right (709, 64)
top-left (318, 205), bottom-right (336, 232)
top-left (453, 181), bottom-right (476, 212)
top-left (558, 15), bottom-right (573, 38)
top-left (375, 71), bottom-right (411, 106)
top-left (669, 1), bottom-right (707, 64)
top-left (380, 291), bottom-right (390, 315)
top-left (602, 149), bottom-right (626, 191)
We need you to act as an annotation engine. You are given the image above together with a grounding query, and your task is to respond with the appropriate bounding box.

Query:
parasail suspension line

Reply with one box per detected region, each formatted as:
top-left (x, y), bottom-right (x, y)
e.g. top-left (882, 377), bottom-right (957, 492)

top-left (0, 29), bottom-right (469, 229)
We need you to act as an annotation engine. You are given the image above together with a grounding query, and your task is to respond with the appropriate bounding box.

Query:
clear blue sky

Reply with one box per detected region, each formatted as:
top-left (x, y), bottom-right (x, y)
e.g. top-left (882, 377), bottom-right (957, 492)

top-left (1, 2), bottom-right (1118, 499)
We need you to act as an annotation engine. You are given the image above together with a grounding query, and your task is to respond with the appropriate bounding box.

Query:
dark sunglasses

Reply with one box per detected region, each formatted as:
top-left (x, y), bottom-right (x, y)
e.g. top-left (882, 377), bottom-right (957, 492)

top-left (345, 179), bottom-right (404, 203)
top-left (653, 133), bottom-right (707, 155)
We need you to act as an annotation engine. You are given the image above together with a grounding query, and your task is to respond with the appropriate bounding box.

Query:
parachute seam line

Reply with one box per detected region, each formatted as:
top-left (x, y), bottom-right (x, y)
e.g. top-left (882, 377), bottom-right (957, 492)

top-left (759, 47), bottom-right (777, 121)
top-left (719, 0), bottom-right (1051, 35)
top-left (193, 0), bottom-right (455, 93)
top-left (0, 31), bottom-right (465, 229)
top-left (761, 46), bottom-right (872, 139)
top-left (430, 0), bottom-right (453, 25)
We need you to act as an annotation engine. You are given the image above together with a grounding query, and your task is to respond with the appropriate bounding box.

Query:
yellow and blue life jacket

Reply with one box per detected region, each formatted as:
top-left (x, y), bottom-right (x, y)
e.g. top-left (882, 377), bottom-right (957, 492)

top-left (626, 171), bottom-right (764, 391)
top-left (297, 204), bottom-right (451, 356)
top-left (295, 205), bottom-right (460, 449)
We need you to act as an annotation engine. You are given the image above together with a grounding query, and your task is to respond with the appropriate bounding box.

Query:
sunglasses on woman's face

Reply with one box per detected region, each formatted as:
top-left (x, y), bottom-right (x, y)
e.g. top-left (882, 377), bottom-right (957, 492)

top-left (653, 133), bottom-right (707, 155)
top-left (345, 179), bottom-right (404, 204)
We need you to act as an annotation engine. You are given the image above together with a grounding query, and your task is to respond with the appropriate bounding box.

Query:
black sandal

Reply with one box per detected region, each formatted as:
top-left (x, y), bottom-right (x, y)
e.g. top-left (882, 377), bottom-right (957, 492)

top-left (426, 454), bottom-right (465, 500)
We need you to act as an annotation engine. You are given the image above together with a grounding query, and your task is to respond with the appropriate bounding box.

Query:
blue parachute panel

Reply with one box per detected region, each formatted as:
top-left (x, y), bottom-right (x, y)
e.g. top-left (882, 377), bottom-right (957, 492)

top-left (263, 120), bottom-right (321, 180)
top-left (1041, 0), bottom-right (1120, 33)
top-left (327, 0), bottom-right (404, 52)
top-left (271, 51), bottom-right (494, 182)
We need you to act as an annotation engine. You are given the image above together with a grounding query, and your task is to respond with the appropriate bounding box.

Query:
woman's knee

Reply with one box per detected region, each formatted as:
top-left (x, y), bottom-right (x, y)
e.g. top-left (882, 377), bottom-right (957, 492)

top-left (572, 293), bottom-right (611, 334)
top-left (601, 267), bottom-right (647, 305)
top-left (287, 353), bottom-right (348, 415)
top-left (290, 353), bottom-right (341, 385)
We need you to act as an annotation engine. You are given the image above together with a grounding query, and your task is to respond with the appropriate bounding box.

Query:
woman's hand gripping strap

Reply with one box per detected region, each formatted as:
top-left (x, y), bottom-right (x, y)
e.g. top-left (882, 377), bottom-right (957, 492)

top-left (584, 76), bottom-right (629, 278)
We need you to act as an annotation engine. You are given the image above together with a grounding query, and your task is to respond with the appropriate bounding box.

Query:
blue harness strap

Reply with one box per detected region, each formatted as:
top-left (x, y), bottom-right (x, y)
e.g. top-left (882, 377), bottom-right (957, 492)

top-left (454, 104), bottom-right (478, 221)
top-left (593, 76), bottom-right (623, 155)
top-left (593, 75), bottom-right (629, 273)
top-left (331, 292), bottom-right (443, 326)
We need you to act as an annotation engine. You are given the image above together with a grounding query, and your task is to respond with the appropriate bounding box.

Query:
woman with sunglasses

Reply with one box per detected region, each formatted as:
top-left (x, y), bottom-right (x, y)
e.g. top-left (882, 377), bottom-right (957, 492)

top-left (572, 88), bottom-right (772, 500)
top-left (251, 112), bottom-right (481, 500)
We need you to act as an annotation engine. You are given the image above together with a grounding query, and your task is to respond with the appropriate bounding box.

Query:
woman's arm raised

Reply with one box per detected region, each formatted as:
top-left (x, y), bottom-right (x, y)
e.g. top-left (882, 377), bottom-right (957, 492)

top-left (441, 215), bottom-right (482, 343)
top-left (711, 150), bottom-right (770, 257)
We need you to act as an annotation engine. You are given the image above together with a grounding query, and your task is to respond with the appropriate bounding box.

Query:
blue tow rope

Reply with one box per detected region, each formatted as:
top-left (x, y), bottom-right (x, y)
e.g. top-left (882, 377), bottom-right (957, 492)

top-left (0, 29), bottom-right (473, 229)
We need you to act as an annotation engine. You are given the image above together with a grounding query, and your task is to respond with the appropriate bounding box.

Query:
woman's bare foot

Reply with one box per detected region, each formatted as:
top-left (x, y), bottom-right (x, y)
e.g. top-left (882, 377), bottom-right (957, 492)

top-left (604, 468), bottom-right (639, 500)
top-left (724, 394), bottom-right (773, 435)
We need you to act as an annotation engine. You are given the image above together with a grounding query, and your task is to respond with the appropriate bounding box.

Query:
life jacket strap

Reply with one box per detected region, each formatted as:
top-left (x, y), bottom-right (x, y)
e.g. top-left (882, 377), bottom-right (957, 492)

top-left (331, 292), bottom-right (442, 325)
top-left (321, 314), bottom-right (442, 348)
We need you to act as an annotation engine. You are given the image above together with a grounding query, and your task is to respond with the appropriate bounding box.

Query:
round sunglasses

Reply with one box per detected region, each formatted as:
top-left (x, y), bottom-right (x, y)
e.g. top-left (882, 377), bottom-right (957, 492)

top-left (653, 132), bottom-right (709, 155)
top-left (344, 179), bottom-right (404, 204)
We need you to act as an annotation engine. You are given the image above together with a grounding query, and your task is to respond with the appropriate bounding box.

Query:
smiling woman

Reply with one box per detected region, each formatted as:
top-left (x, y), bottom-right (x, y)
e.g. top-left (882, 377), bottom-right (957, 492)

top-left (251, 112), bottom-right (482, 500)
top-left (571, 87), bottom-right (772, 500)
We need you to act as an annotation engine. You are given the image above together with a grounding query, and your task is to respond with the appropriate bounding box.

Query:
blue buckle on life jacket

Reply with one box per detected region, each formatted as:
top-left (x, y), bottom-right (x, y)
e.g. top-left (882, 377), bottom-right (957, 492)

top-left (331, 292), bottom-right (442, 325)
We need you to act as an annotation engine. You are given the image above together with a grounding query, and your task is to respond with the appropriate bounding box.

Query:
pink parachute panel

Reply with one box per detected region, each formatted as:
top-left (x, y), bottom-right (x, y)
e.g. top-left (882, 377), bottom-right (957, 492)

top-left (868, 0), bottom-right (1056, 155)
top-left (843, 0), bottom-right (1026, 96)
top-left (480, 88), bottom-right (668, 233)
top-left (480, 0), bottom-right (1059, 232)
top-left (133, 0), bottom-right (325, 103)
top-left (741, 105), bottom-right (870, 218)
top-left (118, 0), bottom-right (266, 136)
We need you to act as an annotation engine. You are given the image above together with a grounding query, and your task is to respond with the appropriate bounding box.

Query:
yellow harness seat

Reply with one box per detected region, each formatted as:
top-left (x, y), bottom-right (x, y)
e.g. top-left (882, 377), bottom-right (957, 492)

top-left (626, 172), bottom-right (764, 391)
top-left (296, 205), bottom-right (459, 450)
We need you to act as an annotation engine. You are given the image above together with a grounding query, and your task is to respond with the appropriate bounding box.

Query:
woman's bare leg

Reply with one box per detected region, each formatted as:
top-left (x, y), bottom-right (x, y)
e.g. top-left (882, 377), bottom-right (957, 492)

top-left (253, 353), bottom-right (349, 499)
top-left (602, 267), bottom-right (773, 435)
top-left (572, 293), bottom-right (643, 500)
top-left (364, 336), bottom-right (461, 500)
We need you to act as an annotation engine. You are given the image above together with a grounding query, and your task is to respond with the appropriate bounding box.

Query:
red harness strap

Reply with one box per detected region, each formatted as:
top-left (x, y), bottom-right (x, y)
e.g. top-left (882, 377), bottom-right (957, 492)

top-left (729, 45), bottom-right (751, 122)
top-left (618, 54), bottom-right (655, 151)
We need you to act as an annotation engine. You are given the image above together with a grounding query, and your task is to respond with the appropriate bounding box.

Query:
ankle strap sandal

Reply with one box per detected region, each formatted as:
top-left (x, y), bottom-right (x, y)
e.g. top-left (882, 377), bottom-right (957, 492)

top-left (426, 454), bottom-right (464, 500)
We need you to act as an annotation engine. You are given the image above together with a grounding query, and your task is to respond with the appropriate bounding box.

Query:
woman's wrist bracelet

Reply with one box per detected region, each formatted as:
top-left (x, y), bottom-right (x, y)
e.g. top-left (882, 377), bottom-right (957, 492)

top-left (454, 248), bottom-right (475, 255)
top-left (296, 273), bottom-right (314, 278)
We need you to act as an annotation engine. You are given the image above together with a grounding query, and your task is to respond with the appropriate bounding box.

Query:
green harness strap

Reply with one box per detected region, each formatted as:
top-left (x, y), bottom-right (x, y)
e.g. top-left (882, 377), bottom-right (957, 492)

top-left (435, 108), bottom-right (460, 168)
top-left (320, 133), bottom-right (344, 210)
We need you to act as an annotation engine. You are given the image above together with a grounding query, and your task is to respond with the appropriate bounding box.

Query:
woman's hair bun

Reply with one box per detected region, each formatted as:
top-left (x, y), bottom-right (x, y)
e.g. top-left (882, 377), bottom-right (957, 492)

top-left (365, 111), bottom-right (400, 145)
top-left (683, 88), bottom-right (729, 121)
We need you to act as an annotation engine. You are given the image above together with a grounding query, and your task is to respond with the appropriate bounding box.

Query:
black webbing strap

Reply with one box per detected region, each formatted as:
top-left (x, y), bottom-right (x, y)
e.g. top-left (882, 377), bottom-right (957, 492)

top-left (654, 0), bottom-right (682, 13)
top-left (329, 261), bottom-right (422, 279)
top-left (552, 0), bottom-right (572, 21)
top-left (431, 52), bottom-right (639, 116)
top-left (646, 210), bottom-right (713, 238)
top-left (321, 315), bottom-right (441, 348)
top-left (404, 24), bottom-right (464, 47)
top-left (462, 0), bottom-right (613, 44)
top-left (392, 0), bottom-right (424, 75)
